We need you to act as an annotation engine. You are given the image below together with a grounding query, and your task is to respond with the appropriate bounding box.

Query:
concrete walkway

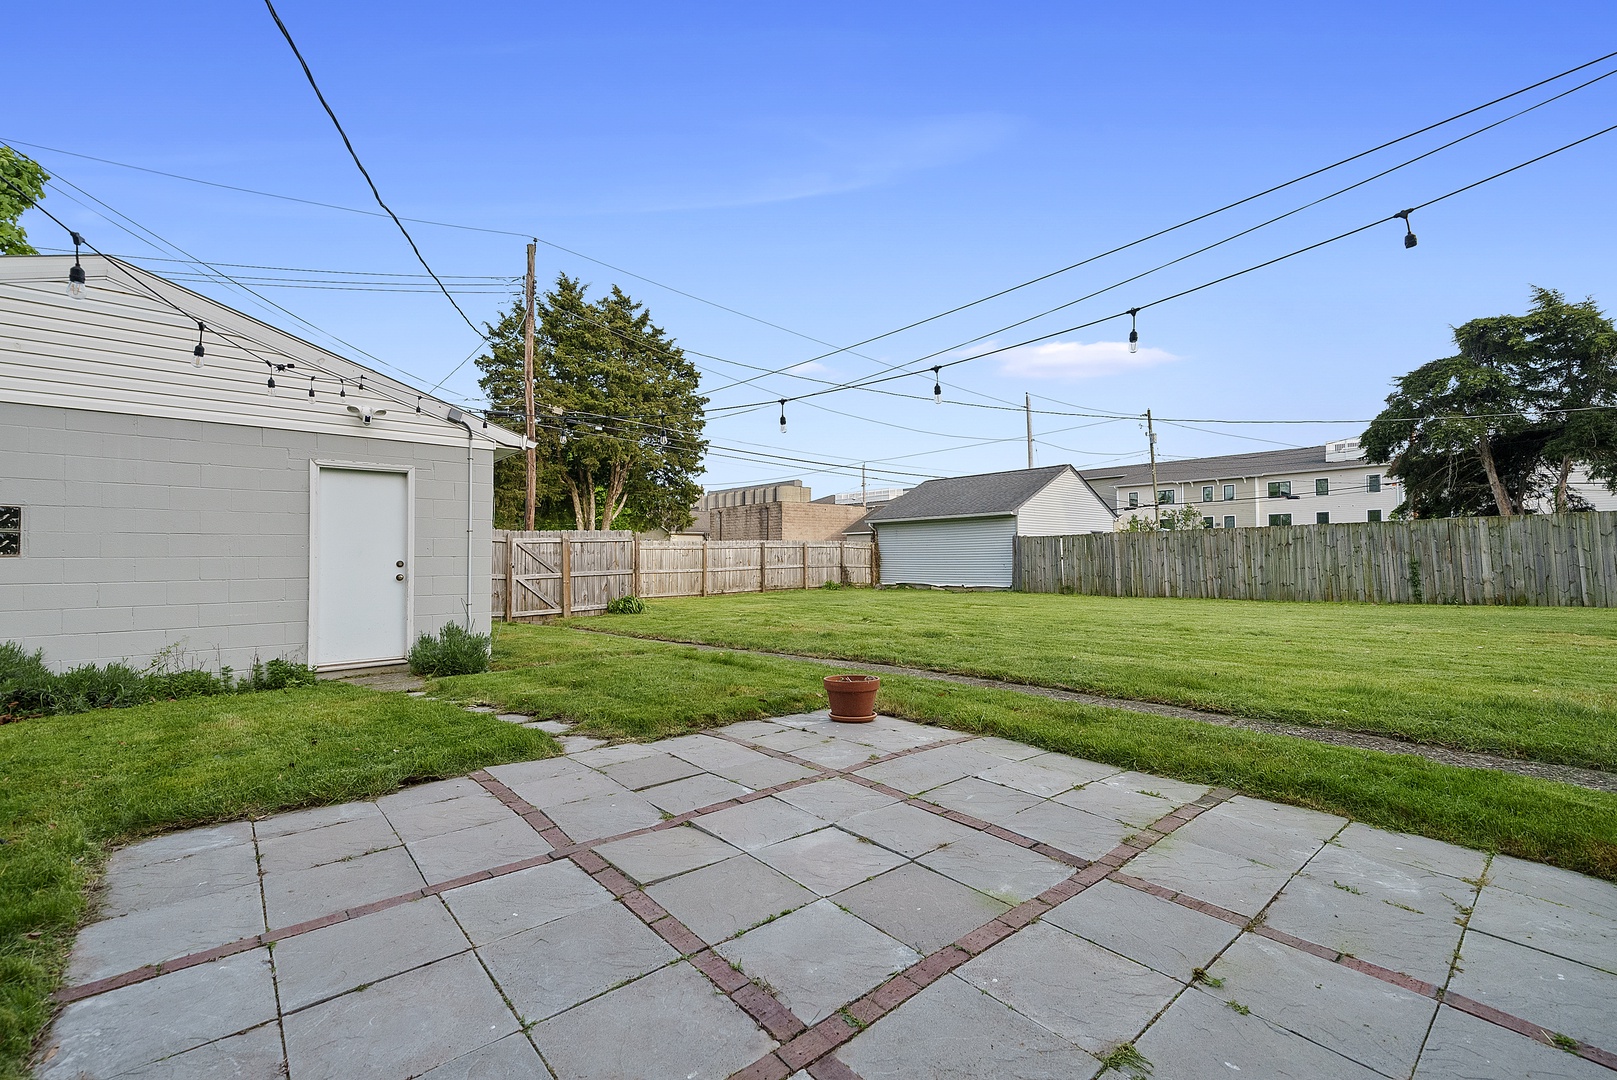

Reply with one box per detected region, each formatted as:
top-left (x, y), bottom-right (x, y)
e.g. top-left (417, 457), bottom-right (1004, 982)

top-left (38, 714), bottom-right (1617, 1079)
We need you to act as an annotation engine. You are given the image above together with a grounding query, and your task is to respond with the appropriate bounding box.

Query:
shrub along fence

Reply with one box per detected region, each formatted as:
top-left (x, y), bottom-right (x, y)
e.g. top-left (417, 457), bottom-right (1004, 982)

top-left (493, 532), bottom-right (875, 621)
top-left (1015, 511), bottom-right (1617, 606)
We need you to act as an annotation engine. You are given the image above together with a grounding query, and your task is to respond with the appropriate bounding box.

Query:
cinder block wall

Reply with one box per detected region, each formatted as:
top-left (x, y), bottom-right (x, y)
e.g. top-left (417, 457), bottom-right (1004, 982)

top-left (0, 401), bottom-right (492, 671)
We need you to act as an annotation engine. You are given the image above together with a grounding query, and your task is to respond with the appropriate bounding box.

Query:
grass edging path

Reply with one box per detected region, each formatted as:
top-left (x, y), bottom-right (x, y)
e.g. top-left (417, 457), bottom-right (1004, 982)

top-left (437, 625), bottom-right (1617, 885)
top-left (575, 590), bottom-right (1617, 771)
top-left (0, 682), bottom-right (557, 1080)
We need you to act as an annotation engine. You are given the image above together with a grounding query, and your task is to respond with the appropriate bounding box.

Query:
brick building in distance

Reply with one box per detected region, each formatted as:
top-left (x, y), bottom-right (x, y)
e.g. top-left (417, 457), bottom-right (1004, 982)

top-left (690, 480), bottom-right (903, 541)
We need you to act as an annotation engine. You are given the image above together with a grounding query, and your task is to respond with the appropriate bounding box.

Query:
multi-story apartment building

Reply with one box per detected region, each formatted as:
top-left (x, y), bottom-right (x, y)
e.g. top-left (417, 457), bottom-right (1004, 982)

top-left (1080, 439), bottom-right (1403, 529)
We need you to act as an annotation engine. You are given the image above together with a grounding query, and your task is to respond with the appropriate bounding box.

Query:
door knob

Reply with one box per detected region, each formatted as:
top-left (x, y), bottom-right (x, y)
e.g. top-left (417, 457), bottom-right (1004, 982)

top-left (396, 573), bottom-right (406, 581)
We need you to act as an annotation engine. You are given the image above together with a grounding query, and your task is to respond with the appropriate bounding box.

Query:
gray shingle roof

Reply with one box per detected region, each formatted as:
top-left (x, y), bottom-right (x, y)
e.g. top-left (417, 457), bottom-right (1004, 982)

top-left (863, 465), bottom-right (1074, 523)
top-left (1079, 445), bottom-right (1371, 490)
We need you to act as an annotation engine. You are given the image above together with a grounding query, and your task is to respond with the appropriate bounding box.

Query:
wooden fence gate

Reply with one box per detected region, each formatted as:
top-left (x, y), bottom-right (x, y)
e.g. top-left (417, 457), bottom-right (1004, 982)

top-left (493, 531), bottom-right (875, 621)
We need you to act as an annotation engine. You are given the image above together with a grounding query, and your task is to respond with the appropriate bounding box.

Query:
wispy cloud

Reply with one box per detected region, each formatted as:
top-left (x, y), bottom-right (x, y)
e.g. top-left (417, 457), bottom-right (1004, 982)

top-left (585, 112), bottom-right (1022, 214)
top-left (785, 360), bottom-right (828, 374)
top-left (996, 339), bottom-right (1180, 379)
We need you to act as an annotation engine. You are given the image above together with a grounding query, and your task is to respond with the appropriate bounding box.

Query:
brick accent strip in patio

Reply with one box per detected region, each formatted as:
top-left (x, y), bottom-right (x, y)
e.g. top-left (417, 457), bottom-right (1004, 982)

top-left (53, 729), bottom-right (1617, 1079)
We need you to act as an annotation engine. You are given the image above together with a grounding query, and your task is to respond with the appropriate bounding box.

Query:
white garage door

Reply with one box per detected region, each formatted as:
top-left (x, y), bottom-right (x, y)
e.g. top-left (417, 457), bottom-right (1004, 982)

top-left (876, 516), bottom-right (1018, 588)
top-left (312, 467), bottom-right (411, 668)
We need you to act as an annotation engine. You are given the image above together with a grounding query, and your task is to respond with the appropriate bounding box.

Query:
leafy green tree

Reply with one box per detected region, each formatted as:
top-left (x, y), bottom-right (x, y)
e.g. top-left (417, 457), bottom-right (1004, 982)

top-left (476, 275), bottom-right (708, 531)
top-left (1362, 288), bottom-right (1617, 517)
top-left (0, 147), bottom-right (49, 256)
top-left (1121, 505), bottom-right (1207, 531)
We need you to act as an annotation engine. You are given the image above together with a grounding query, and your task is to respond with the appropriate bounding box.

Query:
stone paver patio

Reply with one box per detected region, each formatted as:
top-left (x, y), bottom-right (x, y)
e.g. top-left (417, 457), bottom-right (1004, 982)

top-left (36, 712), bottom-right (1617, 1079)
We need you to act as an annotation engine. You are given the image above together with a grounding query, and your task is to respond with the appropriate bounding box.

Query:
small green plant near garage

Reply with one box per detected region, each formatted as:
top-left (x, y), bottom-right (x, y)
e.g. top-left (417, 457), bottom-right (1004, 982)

top-left (0, 641), bottom-right (316, 721)
top-left (604, 595), bottom-right (646, 614)
top-left (408, 622), bottom-right (493, 676)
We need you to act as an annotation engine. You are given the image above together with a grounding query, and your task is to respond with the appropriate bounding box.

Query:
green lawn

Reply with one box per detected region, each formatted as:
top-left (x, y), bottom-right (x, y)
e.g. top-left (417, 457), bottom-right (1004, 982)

top-left (0, 683), bottom-right (555, 1080)
top-left (578, 590), bottom-right (1617, 770)
top-left (440, 624), bottom-right (1617, 885)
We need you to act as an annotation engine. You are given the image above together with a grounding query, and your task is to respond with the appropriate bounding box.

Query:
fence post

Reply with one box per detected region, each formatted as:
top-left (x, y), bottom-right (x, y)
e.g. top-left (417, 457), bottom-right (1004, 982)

top-left (503, 532), bottom-right (514, 621)
top-left (560, 537), bottom-right (572, 618)
top-left (760, 541), bottom-right (768, 593)
top-left (802, 542), bottom-right (810, 588)
top-left (632, 536), bottom-right (641, 598)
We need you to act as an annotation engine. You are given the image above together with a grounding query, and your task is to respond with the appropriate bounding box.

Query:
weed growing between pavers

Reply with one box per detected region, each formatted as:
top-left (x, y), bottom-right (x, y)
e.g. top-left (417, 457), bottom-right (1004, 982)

top-left (0, 683), bottom-right (555, 1080)
top-left (1099, 1042), bottom-right (1153, 1077)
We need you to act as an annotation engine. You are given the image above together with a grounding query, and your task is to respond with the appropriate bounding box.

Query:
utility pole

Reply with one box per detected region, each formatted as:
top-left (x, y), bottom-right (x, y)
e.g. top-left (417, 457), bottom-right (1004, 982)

top-left (522, 242), bottom-right (537, 531)
top-left (1146, 408), bottom-right (1160, 528)
top-left (861, 463), bottom-right (867, 507)
top-left (1025, 393), bottom-right (1034, 469)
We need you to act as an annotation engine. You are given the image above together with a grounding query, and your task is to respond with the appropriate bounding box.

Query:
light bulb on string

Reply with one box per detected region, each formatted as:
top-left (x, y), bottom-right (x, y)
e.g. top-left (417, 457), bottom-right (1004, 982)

top-left (308, 376), bottom-right (316, 399)
top-left (191, 322), bottom-right (206, 369)
top-left (415, 395), bottom-right (422, 414)
top-left (67, 232), bottom-right (87, 299)
top-left (1396, 209), bottom-right (1417, 248)
top-left (1127, 308), bottom-right (1139, 355)
top-left (267, 375), bottom-right (277, 396)
top-left (338, 378), bottom-right (347, 398)
top-left (932, 366), bottom-right (942, 405)
top-left (778, 400), bottom-right (788, 434)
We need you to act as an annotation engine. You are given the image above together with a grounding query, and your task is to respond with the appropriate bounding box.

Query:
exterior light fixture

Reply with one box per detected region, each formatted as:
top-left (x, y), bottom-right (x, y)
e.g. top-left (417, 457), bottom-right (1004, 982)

top-left (67, 232), bottom-right (87, 299)
top-left (1396, 209), bottom-right (1417, 248)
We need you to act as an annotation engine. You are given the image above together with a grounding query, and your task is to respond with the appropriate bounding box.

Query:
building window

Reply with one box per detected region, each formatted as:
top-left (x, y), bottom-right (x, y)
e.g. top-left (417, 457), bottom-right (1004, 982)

top-left (1268, 513), bottom-right (1292, 526)
top-left (1316, 512), bottom-right (1330, 524)
top-left (1367, 474), bottom-right (1381, 493)
top-left (1267, 480), bottom-right (1292, 498)
top-left (1223, 484), bottom-right (1235, 501)
top-left (1202, 485), bottom-right (1214, 503)
top-left (1128, 492), bottom-right (1139, 508)
top-left (1315, 478), bottom-right (1329, 496)
top-left (1368, 509), bottom-right (1382, 522)
top-left (0, 506), bottom-right (19, 556)
top-left (1202, 517), bottom-right (1214, 529)
top-left (1223, 516), bottom-right (1236, 529)
top-left (1158, 490), bottom-right (1175, 505)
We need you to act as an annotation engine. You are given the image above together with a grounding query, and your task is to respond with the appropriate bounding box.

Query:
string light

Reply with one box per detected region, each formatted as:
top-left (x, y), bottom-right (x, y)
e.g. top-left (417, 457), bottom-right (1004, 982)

top-left (779, 399), bottom-right (788, 434)
top-left (67, 232), bottom-right (87, 299)
top-left (415, 395), bottom-right (422, 413)
top-left (338, 377), bottom-right (347, 398)
top-left (1128, 308), bottom-right (1139, 354)
top-left (191, 322), bottom-right (206, 368)
top-left (308, 375), bottom-right (316, 398)
top-left (932, 366), bottom-right (942, 405)
top-left (1396, 209), bottom-right (1418, 248)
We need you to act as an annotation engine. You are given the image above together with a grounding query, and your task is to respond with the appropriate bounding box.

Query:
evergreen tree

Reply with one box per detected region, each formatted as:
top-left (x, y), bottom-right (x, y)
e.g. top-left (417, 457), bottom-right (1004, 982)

top-left (475, 275), bottom-right (707, 531)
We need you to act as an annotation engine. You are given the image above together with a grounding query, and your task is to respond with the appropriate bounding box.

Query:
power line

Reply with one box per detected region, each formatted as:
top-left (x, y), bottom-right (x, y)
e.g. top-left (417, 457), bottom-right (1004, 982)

top-left (699, 48), bottom-right (1617, 395)
top-left (261, 0), bottom-right (483, 340)
top-left (0, 137), bottom-right (889, 370)
top-left (708, 119), bottom-right (1617, 415)
top-left (707, 60), bottom-right (1617, 402)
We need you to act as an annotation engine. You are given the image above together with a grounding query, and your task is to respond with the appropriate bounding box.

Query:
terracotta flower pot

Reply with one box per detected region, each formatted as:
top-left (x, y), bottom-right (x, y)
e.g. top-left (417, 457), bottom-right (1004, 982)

top-left (824, 674), bottom-right (880, 723)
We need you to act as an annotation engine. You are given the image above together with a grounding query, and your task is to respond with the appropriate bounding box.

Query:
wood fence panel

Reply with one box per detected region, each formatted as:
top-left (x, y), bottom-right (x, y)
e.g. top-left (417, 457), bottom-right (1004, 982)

top-left (1014, 512), bottom-right (1617, 607)
top-left (493, 534), bottom-right (875, 618)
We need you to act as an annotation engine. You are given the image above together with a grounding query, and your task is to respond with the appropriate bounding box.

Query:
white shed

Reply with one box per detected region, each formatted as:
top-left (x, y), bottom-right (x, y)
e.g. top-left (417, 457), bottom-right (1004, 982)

top-left (0, 255), bottom-right (524, 672)
top-left (868, 465), bottom-right (1115, 588)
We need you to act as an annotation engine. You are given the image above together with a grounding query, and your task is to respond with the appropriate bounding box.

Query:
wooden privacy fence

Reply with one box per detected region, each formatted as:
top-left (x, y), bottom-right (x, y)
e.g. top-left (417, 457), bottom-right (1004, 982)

top-left (1015, 511), bottom-right (1617, 607)
top-left (494, 532), bottom-right (875, 620)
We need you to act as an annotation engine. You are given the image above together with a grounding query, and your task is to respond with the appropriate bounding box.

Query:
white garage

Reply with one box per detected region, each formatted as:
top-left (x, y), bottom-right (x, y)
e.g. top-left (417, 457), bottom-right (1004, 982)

top-left (0, 254), bottom-right (525, 672)
top-left (868, 465), bottom-right (1115, 588)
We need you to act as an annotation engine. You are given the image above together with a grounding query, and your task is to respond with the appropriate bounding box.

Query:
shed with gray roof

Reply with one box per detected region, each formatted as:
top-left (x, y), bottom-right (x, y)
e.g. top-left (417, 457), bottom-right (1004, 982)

top-left (865, 465), bottom-right (1114, 587)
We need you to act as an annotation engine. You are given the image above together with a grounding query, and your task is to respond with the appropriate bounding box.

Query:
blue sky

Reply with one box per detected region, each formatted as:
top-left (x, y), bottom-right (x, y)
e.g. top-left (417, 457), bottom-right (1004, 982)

top-left (8, 1), bottom-right (1617, 494)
